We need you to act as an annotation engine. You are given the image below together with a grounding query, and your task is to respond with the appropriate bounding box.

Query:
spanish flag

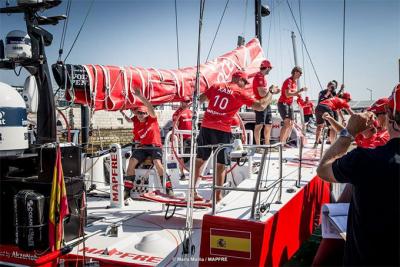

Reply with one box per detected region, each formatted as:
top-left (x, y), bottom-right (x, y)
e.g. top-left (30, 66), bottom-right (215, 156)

top-left (210, 228), bottom-right (251, 259)
top-left (48, 146), bottom-right (69, 251)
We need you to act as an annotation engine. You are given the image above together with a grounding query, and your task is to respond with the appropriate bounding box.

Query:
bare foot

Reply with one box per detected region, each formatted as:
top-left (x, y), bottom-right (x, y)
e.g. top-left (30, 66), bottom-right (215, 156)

top-left (194, 192), bottom-right (204, 201)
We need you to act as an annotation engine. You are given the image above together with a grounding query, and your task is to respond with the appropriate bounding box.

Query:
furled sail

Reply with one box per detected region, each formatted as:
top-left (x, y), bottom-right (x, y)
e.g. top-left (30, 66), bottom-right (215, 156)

top-left (53, 38), bottom-right (265, 110)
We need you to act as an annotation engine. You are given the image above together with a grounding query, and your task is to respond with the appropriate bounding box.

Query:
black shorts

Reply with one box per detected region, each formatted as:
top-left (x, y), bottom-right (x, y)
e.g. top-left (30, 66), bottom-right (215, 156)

top-left (315, 104), bottom-right (334, 125)
top-left (278, 102), bottom-right (294, 120)
top-left (131, 145), bottom-right (163, 163)
top-left (304, 114), bottom-right (313, 123)
top-left (183, 138), bottom-right (191, 163)
top-left (255, 105), bottom-right (272, 125)
top-left (196, 127), bottom-right (232, 165)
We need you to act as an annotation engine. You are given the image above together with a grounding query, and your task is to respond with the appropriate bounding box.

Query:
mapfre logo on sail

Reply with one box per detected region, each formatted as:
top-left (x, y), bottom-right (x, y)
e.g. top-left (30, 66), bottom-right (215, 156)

top-left (0, 111), bottom-right (6, 125)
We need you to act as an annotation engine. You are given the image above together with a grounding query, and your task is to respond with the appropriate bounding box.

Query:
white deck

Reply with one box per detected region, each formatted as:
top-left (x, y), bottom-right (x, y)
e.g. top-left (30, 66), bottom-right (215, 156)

top-left (65, 135), bottom-right (324, 266)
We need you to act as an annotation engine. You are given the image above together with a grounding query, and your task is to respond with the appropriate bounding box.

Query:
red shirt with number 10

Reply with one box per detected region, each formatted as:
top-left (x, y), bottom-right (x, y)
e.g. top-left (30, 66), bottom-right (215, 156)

top-left (202, 82), bottom-right (255, 133)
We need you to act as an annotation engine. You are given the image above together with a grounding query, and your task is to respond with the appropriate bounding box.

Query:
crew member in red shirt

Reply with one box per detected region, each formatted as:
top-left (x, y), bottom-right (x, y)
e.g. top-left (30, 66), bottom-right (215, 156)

top-left (278, 66), bottom-right (307, 145)
top-left (321, 112), bottom-right (387, 148)
top-left (194, 70), bottom-right (272, 202)
top-left (252, 60), bottom-right (280, 148)
top-left (367, 97), bottom-right (389, 131)
top-left (120, 89), bottom-right (173, 196)
top-left (172, 97), bottom-right (192, 180)
top-left (297, 96), bottom-right (314, 123)
top-left (354, 120), bottom-right (389, 148)
top-left (315, 92), bottom-right (354, 145)
top-left (353, 97), bottom-right (391, 148)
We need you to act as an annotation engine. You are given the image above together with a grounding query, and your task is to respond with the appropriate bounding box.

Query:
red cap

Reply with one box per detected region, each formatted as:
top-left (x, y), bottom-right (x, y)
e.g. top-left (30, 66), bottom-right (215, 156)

top-left (388, 83), bottom-right (400, 112)
top-left (232, 70), bottom-right (249, 84)
top-left (341, 92), bottom-right (351, 101)
top-left (260, 59), bottom-right (272, 69)
top-left (136, 106), bottom-right (148, 113)
top-left (367, 97), bottom-right (389, 114)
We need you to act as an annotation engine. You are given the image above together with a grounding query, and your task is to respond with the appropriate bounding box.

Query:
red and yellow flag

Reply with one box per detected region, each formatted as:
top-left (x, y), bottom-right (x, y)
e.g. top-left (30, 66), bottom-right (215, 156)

top-left (48, 146), bottom-right (69, 251)
top-left (210, 228), bottom-right (251, 259)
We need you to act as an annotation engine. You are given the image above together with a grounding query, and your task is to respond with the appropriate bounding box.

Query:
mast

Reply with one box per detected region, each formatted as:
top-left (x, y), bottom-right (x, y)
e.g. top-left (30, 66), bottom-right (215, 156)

top-left (255, 0), bottom-right (262, 45)
top-left (254, 0), bottom-right (270, 45)
top-left (291, 32), bottom-right (300, 88)
top-left (291, 31), bottom-right (305, 187)
top-left (81, 106), bottom-right (89, 150)
top-left (26, 10), bottom-right (57, 144)
top-left (290, 31), bottom-right (305, 129)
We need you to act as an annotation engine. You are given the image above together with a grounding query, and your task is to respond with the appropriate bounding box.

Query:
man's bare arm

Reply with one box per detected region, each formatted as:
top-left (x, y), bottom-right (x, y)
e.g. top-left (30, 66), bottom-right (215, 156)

top-left (317, 112), bottom-right (375, 183)
top-left (199, 93), bottom-right (209, 104)
top-left (134, 89), bottom-right (157, 118)
top-left (252, 92), bottom-right (272, 111)
top-left (286, 87), bottom-right (306, 97)
top-left (317, 136), bottom-right (352, 183)
top-left (323, 113), bottom-right (344, 132)
top-left (257, 85), bottom-right (280, 98)
top-left (120, 110), bottom-right (133, 122)
top-left (346, 108), bottom-right (354, 115)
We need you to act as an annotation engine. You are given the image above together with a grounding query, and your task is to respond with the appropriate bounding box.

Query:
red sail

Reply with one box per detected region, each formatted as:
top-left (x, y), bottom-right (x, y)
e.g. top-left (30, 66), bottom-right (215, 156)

top-left (65, 38), bottom-right (265, 111)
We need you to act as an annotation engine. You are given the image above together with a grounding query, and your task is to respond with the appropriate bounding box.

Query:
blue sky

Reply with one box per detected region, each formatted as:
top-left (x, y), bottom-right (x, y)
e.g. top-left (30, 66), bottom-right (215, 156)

top-left (0, 0), bottom-right (399, 101)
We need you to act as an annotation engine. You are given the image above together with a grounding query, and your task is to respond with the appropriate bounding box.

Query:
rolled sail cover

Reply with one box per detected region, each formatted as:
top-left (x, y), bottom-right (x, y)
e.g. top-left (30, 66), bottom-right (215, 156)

top-left (53, 38), bottom-right (265, 111)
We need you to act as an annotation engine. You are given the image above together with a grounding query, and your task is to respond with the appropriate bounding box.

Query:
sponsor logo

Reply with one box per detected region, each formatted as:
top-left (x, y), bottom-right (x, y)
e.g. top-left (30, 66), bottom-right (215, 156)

top-left (78, 247), bottom-right (163, 264)
top-left (0, 111), bottom-right (5, 125)
top-left (139, 128), bottom-right (151, 139)
top-left (206, 109), bottom-right (225, 116)
top-left (0, 248), bottom-right (38, 261)
top-left (26, 200), bottom-right (34, 247)
top-left (111, 153), bottom-right (119, 202)
top-left (72, 68), bottom-right (89, 87)
top-left (216, 59), bottom-right (236, 84)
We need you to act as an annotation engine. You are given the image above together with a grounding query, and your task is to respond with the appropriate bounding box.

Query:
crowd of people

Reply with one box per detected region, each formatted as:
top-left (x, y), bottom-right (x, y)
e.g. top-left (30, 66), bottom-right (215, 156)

top-left (119, 62), bottom-right (399, 265)
top-left (119, 60), bottom-right (362, 200)
top-left (315, 84), bottom-right (399, 266)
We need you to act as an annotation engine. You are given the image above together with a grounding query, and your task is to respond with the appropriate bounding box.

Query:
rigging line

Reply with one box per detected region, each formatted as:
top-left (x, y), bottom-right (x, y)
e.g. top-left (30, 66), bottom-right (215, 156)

top-left (58, 0), bottom-right (71, 62)
top-left (270, 0), bottom-right (286, 12)
top-left (298, 0), bottom-right (306, 86)
top-left (278, 0), bottom-right (283, 78)
top-left (342, 0), bottom-right (346, 85)
top-left (241, 0), bottom-right (248, 37)
top-left (286, 0), bottom-right (323, 91)
top-left (205, 0), bottom-right (229, 62)
top-left (184, 0), bottom-right (206, 257)
top-left (64, 0), bottom-right (95, 62)
top-left (174, 0), bottom-right (180, 68)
